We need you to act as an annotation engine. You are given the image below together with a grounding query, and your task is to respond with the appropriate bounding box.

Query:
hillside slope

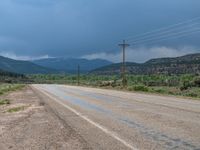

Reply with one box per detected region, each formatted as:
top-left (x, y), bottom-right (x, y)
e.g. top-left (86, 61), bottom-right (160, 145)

top-left (91, 53), bottom-right (200, 75)
top-left (33, 58), bottom-right (112, 73)
top-left (0, 56), bottom-right (57, 74)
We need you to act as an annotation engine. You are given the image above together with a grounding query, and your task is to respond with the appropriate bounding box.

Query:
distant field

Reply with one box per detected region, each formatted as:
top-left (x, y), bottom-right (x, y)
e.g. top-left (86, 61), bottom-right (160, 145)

top-left (29, 74), bottom-right (200, 99)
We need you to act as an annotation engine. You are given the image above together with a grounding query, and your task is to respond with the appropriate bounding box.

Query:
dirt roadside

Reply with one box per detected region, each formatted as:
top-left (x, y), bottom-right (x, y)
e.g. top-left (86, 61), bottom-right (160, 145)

top-left (0, 85), bottom-right (91, 150)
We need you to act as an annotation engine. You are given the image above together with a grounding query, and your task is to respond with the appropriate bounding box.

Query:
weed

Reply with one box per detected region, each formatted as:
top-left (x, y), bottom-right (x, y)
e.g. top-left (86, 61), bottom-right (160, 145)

top-left (128, 85), bottom-right (149, 92)
top-left (0, 99), bottom-right (10, 105)
top-left (7, 106), bottom-right (26, 113)
top-left (0, 84), bottom-right (25, 95)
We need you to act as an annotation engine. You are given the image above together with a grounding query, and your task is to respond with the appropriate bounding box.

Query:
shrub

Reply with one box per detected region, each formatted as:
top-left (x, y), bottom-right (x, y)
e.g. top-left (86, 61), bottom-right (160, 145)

top-left (0, 99), bottom-right (10, 105)
top-left (180, 81), bottom-right (193, 91)
top-left (168, 91), bottom-right (175, 95)
top-left (193, 77), bottom-right (200, 87)
top-left (128, 85), bottom-right (149, 92)
top-left (7, 106), bottom-right (25, 113)
top-left (185, 92), bottom-right (198, 98)
top-left (154, 88), bottom-right (166, 94)
top-left (145, 81), bottom-right (158, 86)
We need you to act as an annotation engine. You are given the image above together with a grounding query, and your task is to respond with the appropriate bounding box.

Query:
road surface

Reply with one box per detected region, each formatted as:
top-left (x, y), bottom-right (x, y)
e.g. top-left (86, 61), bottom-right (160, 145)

top-left (32, 84), bottom-right (200, 150)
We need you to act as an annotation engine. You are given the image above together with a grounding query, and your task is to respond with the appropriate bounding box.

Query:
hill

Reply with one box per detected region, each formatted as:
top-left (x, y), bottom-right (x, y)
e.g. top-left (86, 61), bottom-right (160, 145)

top-left (0, 56), bottom-right (57, 74)
top-left (91, 53), bottom-right (200, 75)
top-left (32, 58), bottom-right (112, 73)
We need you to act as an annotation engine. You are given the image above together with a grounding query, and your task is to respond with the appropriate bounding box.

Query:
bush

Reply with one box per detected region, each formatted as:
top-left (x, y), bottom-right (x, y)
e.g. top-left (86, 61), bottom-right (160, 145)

top-left (168, 91), bottom-right (175, 95)
top-left (153, 88), bottom-right (166, 94)
top-left (145, 81), bottom-right (158, 86)
top-left (185, 92), bottom-right (198, 98)
top-left (128, 85), bottom-right (149, 92)
top-left (193, 77), bottom-right (200, 87)
top-left (180, 81), bottom-right (193, 91)
top-left (99, 81), bottom-right (114, 87)
top-left (0, 99), bottom-right (10, 105)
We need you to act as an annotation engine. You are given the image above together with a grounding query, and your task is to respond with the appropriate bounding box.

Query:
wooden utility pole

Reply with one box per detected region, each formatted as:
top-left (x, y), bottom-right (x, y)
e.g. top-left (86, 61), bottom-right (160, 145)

top-left (77, 64), bottom-right (80, 86)
top-left (119, 40), bottom-right (129, 88)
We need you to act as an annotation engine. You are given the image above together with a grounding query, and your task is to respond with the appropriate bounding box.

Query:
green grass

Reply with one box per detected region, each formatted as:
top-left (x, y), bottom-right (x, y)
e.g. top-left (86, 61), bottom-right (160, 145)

top-left (0, 99), bottom-right (10, 105)
top-left (7, 106), bottom-right (26, 113)
top-left (0, 84), bottom-right (25, 95)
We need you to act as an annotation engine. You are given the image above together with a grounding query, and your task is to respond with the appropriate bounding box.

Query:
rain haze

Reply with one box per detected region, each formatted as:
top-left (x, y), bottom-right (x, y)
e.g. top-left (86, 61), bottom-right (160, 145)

top-left (0, 0), bottom-right (200, 62)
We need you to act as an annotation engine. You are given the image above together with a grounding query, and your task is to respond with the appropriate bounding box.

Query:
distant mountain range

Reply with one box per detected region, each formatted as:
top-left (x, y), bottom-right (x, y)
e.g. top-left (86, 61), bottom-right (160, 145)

top-left (91, 53), bottom-right (200, 75)
top-left (1, 53), bottom-right (200, 75)
top-left (0, 56), bottom-right (112, 74)
top-left (0, 56), bottom-right (57, 74)
top-left (32, 58), bottom-right (112, 73)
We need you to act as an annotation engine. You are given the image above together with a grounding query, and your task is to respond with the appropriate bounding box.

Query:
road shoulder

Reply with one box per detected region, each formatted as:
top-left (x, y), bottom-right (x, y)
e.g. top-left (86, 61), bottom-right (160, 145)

top-left (0, 86), bottom-right (90, 150)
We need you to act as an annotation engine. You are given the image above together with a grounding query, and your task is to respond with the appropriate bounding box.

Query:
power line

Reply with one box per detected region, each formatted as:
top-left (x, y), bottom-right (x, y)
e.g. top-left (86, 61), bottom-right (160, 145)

top-left (125, 16), bottom-right (200, 40)
top-left (129, 27), bottom-right (200, 44)
top-left (130, 29), bottom-right (200, 46)
top-left (103, 17), bottom-right (200, 52)
top-left (127, 22), bottom-right (200, 43)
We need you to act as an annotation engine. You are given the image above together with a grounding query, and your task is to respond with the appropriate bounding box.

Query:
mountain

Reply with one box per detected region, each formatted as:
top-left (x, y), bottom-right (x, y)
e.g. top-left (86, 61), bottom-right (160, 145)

top-left (91, 53), bottom-right (200, 75)
top-left (32, 58), bottom-right (112, 73)
top-left (0, 56), bottom-right (57, 74)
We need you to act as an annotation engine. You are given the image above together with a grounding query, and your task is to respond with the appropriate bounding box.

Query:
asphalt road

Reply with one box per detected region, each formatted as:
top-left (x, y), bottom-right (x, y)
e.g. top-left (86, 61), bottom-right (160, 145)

top-left (32, 84), bottom-right (200, 150)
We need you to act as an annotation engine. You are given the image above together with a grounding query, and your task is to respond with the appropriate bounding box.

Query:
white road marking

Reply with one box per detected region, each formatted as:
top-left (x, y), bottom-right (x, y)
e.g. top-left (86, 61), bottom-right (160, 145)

top-left (33, 85), bottom-right (138, 150)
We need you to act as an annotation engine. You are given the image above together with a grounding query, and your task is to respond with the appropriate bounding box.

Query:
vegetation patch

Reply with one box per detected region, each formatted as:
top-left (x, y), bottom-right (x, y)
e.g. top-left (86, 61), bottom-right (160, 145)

top-left (0, 84), bottom-right (25, 95)
top-left (153, 88), bottom-right (167, 94)
top-left (0, 99), bottom-right (10, 105)
top-left (7, 106), bottom-right (27, 113)
top-left (128, 85), bottom-right (149, 92)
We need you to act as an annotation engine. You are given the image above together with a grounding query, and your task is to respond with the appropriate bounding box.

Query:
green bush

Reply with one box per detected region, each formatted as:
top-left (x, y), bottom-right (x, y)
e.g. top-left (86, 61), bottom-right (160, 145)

top-left (0, 99), bottom-right (10, 105)
top-left (193, 77), bottom-right (200, 87)
top-left (185, 92), bottom-right (198, 98)
top-left (168, 91), bottom-right (175, 95)
top-left (128, 85), bottom-right (149, 92)
top-left (7, 106), bottom-right (26, 113)
top-left (153, 88), bottom-right (166, 94)
top-left (180, 80), bottom-right (193, 91)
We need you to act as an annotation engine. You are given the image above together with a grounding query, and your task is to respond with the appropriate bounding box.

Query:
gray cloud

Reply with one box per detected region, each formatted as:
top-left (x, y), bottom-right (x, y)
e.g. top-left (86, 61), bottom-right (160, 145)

top-left (82, 46), bottom-right (199, 63)
top-left (0, 0), bottom-right (200, 60)
top-left (0, 51), bottom-right (53, 61)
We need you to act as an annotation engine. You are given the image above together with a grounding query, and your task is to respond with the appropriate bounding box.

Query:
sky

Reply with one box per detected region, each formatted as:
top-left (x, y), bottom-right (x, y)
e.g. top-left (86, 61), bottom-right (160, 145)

top-left (0, 0), bottom-right (200, 62)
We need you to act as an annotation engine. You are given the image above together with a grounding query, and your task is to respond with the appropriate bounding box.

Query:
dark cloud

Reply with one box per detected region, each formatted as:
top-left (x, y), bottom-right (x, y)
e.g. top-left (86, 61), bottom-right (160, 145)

top-left (0, 0), bottom-right (200, 60)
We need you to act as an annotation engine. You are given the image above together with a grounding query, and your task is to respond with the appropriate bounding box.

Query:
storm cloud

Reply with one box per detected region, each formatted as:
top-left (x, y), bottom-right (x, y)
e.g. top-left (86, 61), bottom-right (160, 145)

top-left (0, 0), bottom-right (200, 61)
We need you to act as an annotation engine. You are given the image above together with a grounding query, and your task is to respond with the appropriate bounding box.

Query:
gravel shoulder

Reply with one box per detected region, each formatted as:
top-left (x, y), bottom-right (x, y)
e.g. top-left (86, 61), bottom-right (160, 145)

top-left (0, 86), bottom-right (90, 150)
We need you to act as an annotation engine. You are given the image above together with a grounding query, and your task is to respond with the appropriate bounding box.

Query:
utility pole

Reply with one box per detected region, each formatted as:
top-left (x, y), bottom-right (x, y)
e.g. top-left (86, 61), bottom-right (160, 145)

top-left (119, 40), bottom-right (129, 88)
top-left (77, 64), bottom-right (80, 86)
